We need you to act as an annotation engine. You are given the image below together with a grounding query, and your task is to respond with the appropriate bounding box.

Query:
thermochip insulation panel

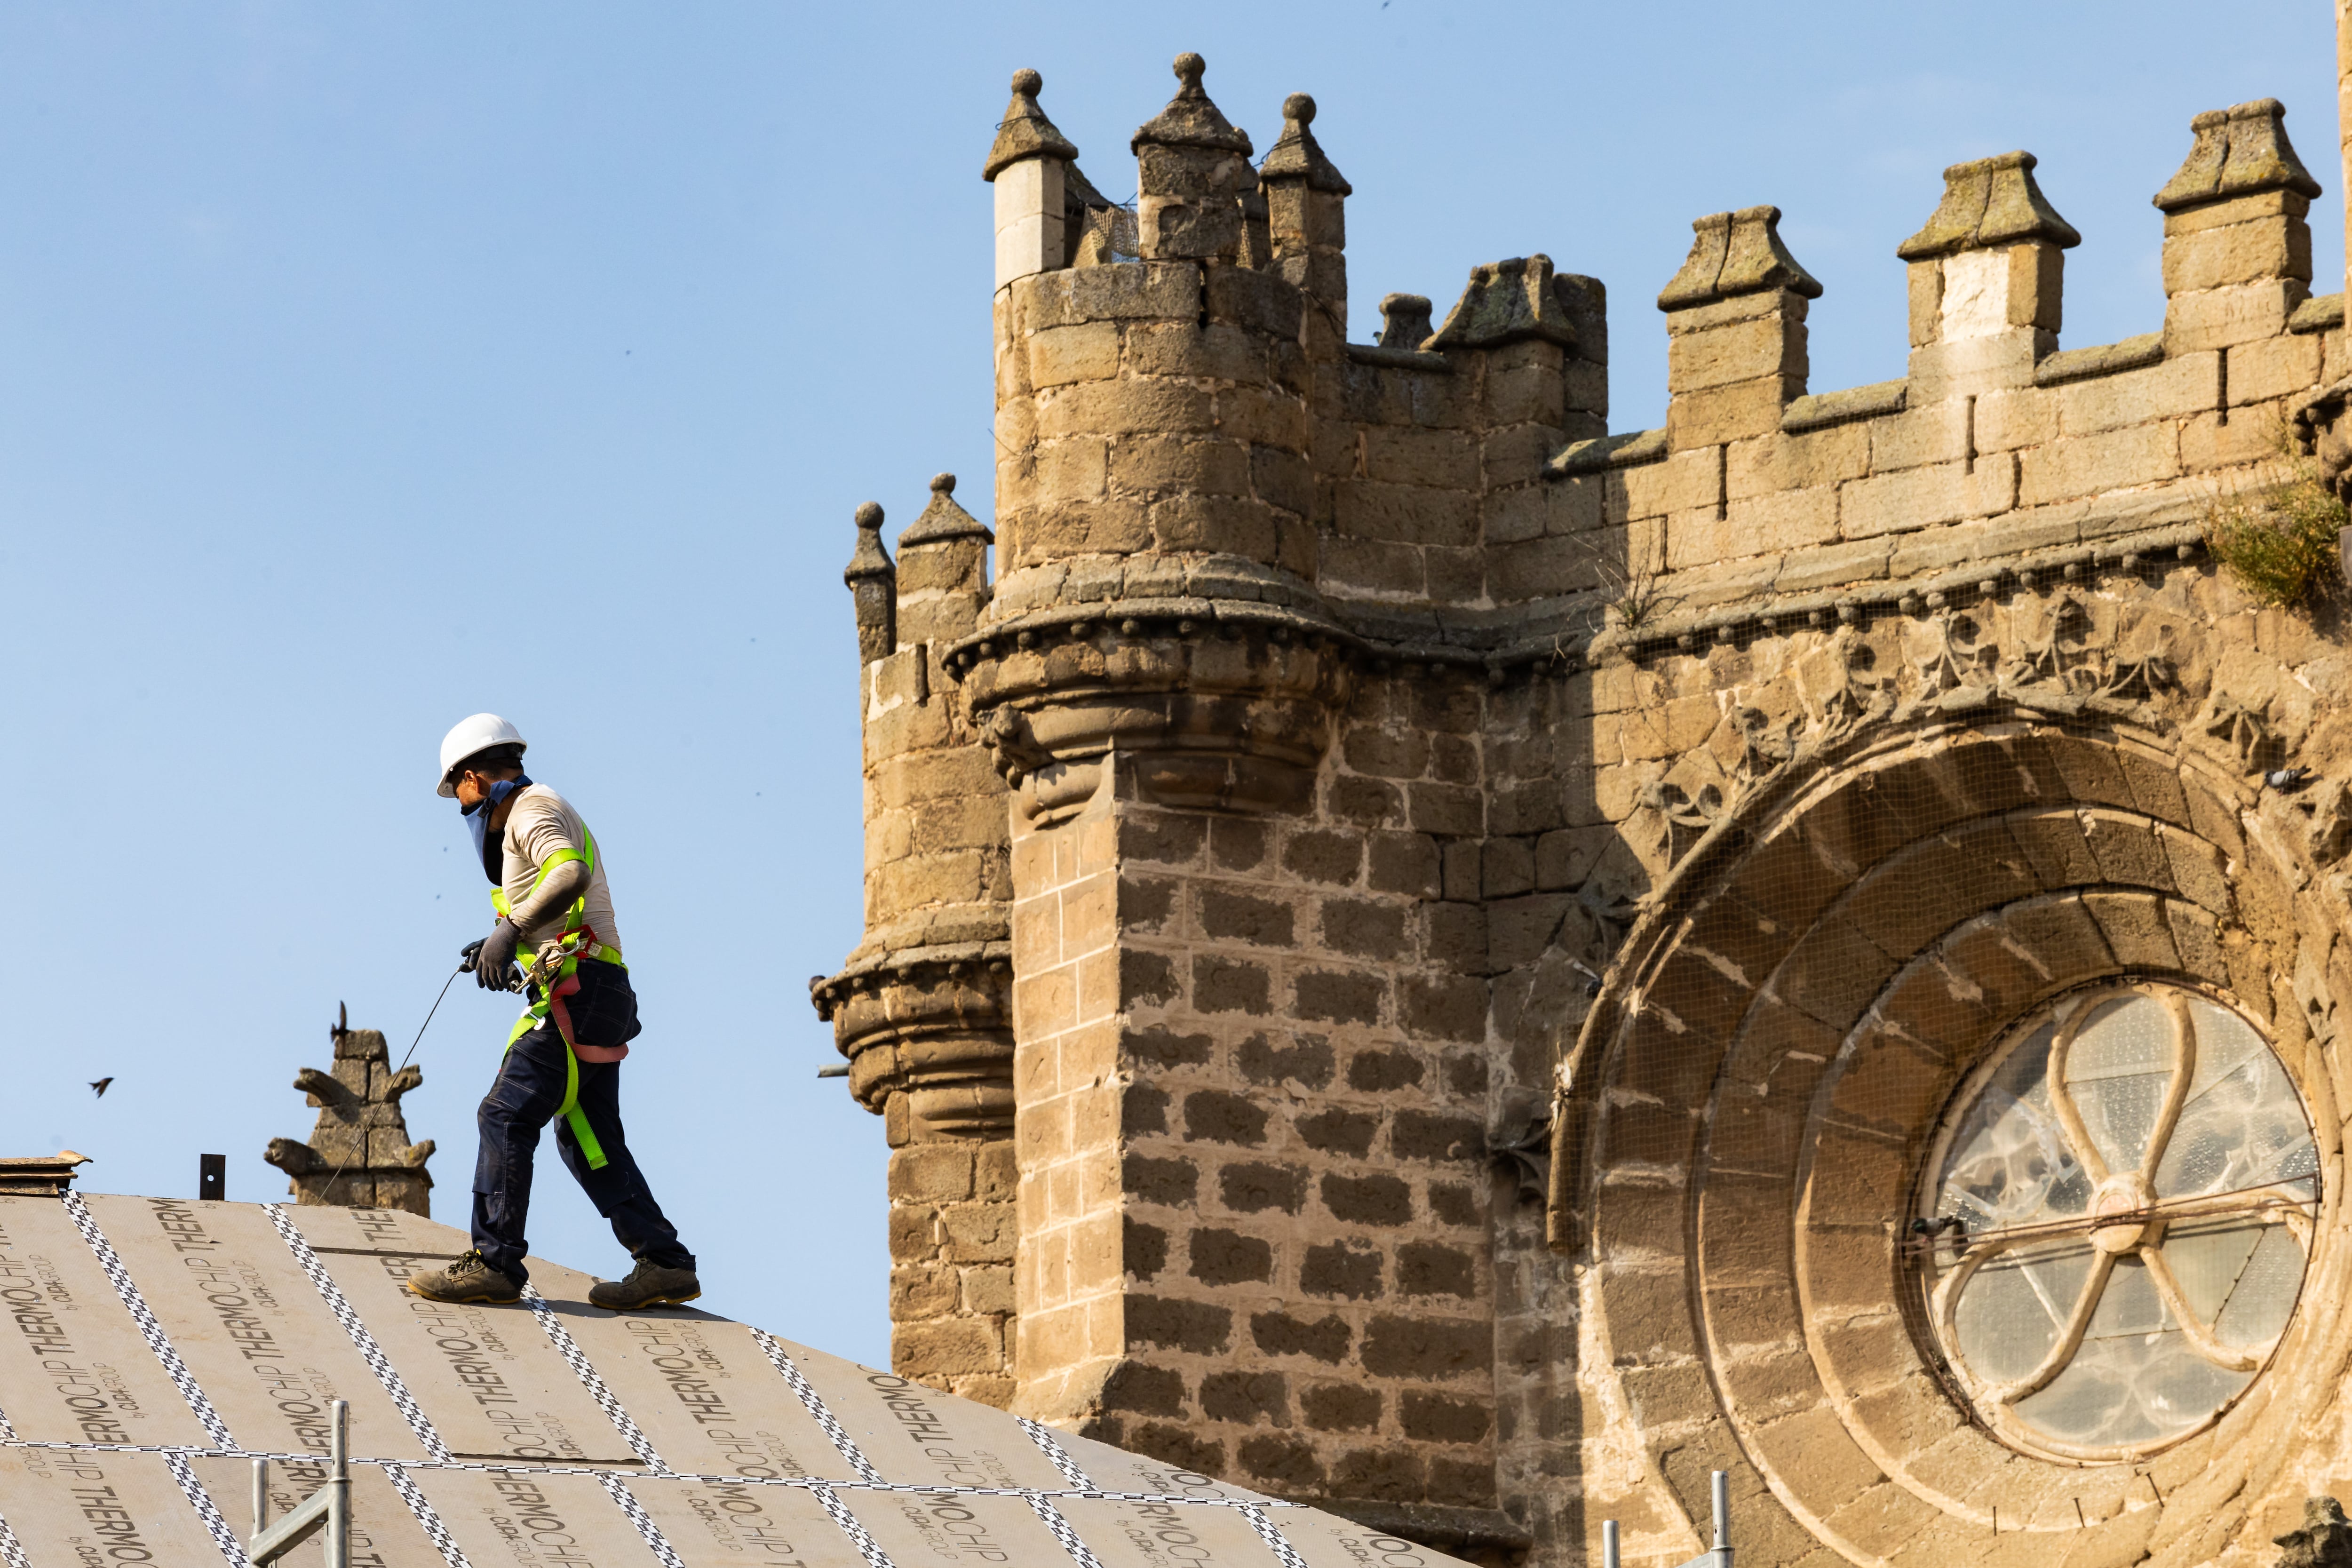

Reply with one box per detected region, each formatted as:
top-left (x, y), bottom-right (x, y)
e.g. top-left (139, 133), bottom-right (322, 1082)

top-left (0, 1192), bottom-right (1465, 1568)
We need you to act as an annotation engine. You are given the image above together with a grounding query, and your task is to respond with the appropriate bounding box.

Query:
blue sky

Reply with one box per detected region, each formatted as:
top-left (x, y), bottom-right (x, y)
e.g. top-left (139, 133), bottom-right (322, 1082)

top-left (0, 1), bottom-right (2337, 1367)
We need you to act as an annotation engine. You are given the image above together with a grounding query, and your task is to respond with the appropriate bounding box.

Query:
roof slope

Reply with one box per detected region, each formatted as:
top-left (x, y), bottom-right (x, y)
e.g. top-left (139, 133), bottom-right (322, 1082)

top-left (0, 1193), bottom-right (1465, 1567)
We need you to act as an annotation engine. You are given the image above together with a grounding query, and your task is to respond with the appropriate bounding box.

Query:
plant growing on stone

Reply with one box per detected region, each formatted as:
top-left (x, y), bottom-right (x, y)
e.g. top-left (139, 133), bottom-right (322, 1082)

top-left (1560, 528), bottom-right (1679, 636)
top-left (2204, 421), bottom-right (2346, 609)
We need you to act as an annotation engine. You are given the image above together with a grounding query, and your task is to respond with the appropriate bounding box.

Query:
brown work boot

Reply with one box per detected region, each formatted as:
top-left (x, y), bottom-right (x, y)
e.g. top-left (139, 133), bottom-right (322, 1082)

top-left (407, 1250), bottom-right (523, 1304)
top-left (588, 1260), bottom-right (701, 1311)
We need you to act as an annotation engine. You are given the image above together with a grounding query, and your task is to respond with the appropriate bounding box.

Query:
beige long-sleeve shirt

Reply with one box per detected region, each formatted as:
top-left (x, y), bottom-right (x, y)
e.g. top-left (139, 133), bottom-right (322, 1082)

top-left (500, 785), bottom-right (624, 956)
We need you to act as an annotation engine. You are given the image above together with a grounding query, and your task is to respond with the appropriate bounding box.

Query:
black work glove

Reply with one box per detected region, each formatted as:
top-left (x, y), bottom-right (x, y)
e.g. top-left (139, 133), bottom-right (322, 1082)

top-left (471, 920), bottom-right (522, 991)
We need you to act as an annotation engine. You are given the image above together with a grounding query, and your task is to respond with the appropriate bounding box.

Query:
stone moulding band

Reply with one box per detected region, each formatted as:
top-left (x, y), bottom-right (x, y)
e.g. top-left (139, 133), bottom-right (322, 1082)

top-left (942, 597), bottom-right (1367, 674)
top-left (1517, 520), bottom-right (2213, 671)
top-left (943, 521), bottom-right (2215, 693)
top-left (809, 939), bottom-right (1014, 1020)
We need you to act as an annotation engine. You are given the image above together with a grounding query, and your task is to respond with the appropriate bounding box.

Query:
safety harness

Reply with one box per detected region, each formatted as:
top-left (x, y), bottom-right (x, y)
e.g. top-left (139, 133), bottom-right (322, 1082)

top-left (493, 826), bottom-right (624, 1170)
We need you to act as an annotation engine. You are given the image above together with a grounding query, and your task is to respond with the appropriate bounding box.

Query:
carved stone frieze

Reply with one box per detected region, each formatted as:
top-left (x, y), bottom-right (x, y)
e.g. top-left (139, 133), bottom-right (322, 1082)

top-left (2201, 688), bottom-right (2281, 772)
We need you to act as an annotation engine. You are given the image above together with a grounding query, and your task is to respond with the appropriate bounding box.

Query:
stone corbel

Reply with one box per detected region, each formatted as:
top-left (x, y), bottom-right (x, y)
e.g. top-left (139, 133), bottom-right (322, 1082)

top-left (946, 603), bottom-right (1357, 819)
top-left (812, 946), bottom-right (1015, 1145)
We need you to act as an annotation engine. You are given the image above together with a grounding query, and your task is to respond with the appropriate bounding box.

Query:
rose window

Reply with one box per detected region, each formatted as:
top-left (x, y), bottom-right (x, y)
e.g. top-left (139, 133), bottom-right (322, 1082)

top-left (1920, 983), bottom-right (2320, 1459)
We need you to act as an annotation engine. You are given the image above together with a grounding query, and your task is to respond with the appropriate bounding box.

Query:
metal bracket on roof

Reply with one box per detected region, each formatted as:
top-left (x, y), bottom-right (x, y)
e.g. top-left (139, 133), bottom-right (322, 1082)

top-left (247, 1399), bottom-right (350, 1567)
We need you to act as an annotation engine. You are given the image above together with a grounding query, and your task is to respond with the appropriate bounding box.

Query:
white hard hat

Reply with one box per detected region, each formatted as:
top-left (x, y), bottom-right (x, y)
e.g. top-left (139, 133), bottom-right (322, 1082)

top-left (437, 713), bottom-right (527, 797)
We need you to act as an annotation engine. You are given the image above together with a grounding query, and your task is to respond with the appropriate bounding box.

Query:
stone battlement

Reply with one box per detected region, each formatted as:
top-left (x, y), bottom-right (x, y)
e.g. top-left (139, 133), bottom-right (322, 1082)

top-left (966, 70), bottom-right (2337, 693)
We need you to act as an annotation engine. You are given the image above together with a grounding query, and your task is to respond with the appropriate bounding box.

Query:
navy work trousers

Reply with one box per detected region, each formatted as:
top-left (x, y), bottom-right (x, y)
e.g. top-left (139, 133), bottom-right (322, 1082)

top-left (469, 1018), bottom-right (693, 1285)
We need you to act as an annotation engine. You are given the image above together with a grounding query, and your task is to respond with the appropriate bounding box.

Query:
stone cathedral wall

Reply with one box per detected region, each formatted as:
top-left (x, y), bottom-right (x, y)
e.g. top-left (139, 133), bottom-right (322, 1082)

top-left (818, 46), bottom-right (2352, 1568)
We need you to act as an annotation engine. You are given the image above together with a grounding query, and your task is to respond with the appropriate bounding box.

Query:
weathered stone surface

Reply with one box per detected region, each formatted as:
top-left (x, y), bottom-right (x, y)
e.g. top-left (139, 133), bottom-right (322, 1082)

top-left (265, 1021), bottom-right (435, 1215)
top-left (823, 50), bottom-right (2352, 1568)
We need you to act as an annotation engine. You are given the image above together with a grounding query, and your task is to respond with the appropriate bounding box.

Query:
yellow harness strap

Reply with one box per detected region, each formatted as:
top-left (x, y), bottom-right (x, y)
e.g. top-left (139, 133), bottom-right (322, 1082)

top-left (494, 828), bottom-right (621, 1169)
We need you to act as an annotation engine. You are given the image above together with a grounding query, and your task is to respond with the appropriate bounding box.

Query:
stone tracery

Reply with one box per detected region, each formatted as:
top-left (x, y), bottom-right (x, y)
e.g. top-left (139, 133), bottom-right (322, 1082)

top-left (1922, 982), bottom-right (2317, 1459)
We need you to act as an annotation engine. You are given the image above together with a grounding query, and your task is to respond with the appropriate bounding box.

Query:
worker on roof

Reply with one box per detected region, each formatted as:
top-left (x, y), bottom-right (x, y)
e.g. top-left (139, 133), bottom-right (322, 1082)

top-left (405, 713), bottom-right (701, 1311)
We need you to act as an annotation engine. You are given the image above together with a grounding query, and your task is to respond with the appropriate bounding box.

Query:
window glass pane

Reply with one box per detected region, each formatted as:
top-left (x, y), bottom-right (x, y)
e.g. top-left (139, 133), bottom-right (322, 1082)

top-left (2159, 1219), bottom-right (2263, 1325)
top-left (1927, 983), bottom-right (2315, 1457)
top-left (2213, 1225), bottom-right (2304, 1349)
top-left (2015, 1330), bottom-right (2249, 1448)
top-left (1952, 1242), bottom-right (2091, 1383)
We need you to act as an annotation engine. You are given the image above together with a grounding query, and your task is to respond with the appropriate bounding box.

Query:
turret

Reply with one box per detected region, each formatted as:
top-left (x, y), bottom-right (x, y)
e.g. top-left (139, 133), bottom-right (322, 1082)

top-left (985, 69), bottom-right (1078, 292)
top-left (966, 53), bottom-right (1353, 819)
top-left (1259, 93), bottom-right (1350, 331)
top-left (817, 481), bottom-right (1018, 1406)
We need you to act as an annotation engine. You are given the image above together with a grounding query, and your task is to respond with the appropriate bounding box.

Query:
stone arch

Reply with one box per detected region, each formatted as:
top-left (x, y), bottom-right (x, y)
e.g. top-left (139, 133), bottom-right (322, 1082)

top-left (1550, 714), bottom-right (2352, 1568)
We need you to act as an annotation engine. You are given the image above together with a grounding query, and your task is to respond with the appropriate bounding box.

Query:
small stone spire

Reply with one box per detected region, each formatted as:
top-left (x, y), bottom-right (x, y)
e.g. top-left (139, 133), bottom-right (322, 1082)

top-left (896, 472), bottom-right (994, 548)
top-left (987, 69), bottom-right (1077, 290)
top-left (845, 501), bottom-right (897, 665)
top-left (1132, 53), bottom-right (1255, 262)
top-left (1659, 206), bottom-right (1822, 309)
top-left (893, 475), bottom-right (993, 642)
top-left (982, 68), bottom-right (1078, 182)
top-left (1259, 92), bottom-right (1350, 317)
top-left (1259, 93), bottom-right (1350, 195)
top-left (1898, 151), bottom-right (2080, 259)
top-left (2154, 98), bottom-right (2321, 213)
top-left (264, 1008), bottom-right (435, 1214)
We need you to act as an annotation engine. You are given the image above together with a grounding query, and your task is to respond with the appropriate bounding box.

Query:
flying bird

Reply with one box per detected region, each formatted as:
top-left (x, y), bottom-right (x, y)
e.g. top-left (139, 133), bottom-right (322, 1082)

top-left (89, 1078), bottom-right (113, 1098)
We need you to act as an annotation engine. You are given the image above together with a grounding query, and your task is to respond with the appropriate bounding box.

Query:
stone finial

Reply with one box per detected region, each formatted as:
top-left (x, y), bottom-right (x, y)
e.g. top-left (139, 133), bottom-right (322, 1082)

top-left (264, 1010), bottom-right (434, 1214)
top-left (2273, 1496), bottom-right (2352, 1568)
top-left (1898, 151), bottom-right (2081, 259)
top-left (897, 471), bottom-right (995, 548)
top-left (845, 501), bottom-right (894, 580)
top-left (983, 68), bottom-right (1078, 182)
top-left (1259, 93), bottom-right (1351, 194)
top-left (1429, 255), bottom-right (1580, 350)
top-left (1657, 206), bottom-right (1822, 310)
top-left (845, 501), bottom-right (896, 665)
top-left (1378, 293), bottom-right (1435, 350)
top-left (2154, 98), bottom-right (2322, 213)
top-left (1131, 52), bottom-right (1254, 157)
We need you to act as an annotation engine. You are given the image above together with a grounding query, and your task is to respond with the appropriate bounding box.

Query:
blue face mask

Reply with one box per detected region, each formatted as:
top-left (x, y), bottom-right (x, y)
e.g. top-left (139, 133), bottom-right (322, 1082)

top-left (462, 775), bottom-right (532, 884)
